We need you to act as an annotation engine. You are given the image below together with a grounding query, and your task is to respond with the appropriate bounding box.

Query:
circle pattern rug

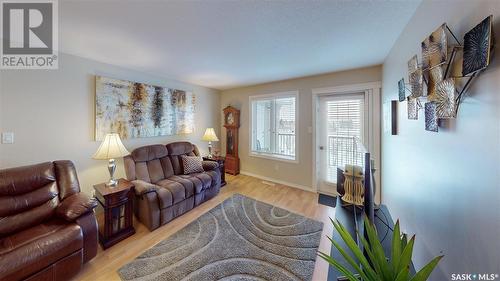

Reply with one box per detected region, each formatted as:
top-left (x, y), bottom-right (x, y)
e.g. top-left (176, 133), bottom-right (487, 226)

top-left (118, 194), bottom-right (324, 281)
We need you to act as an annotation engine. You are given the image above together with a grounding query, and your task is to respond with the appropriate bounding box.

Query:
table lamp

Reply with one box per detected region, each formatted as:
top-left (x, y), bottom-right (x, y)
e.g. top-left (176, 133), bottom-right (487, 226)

top-left (93, 133), bottom-right (130, 186)
top-left (201, 128), bottom-right (219, 158)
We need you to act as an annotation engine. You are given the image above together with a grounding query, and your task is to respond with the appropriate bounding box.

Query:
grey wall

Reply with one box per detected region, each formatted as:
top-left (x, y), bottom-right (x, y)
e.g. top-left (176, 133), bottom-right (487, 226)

top-left (0, 53), bottom-right (220, 195)
top-left (382, 0), bottom-right (500, 279)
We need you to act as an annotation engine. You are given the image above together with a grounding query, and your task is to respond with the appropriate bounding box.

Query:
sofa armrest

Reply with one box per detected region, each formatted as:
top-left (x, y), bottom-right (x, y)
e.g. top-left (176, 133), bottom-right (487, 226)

top-left (132, 180), bottom-right (159, 196)
top-left (56, 193), bottom-right (97, 221)
top-left (202, 161), bottom-right (219, 171)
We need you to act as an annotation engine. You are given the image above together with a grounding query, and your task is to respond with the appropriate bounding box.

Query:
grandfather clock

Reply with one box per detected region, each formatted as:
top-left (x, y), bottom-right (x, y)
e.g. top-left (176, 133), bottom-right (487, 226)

top-left (223, 106), bottom-right (240, 175)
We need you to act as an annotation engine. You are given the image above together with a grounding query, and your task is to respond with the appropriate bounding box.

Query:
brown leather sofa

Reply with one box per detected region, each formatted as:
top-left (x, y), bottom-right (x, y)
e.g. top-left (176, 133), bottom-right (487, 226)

top-left (124, 142), bottom-right (221, 231)
top-left (0, 161), bottom-right (98, 281)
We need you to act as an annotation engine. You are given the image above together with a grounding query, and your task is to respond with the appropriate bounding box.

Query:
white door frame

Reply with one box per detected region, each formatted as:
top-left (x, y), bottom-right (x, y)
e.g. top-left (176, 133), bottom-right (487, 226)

top-left (311, 82), bottom-right (382, 203)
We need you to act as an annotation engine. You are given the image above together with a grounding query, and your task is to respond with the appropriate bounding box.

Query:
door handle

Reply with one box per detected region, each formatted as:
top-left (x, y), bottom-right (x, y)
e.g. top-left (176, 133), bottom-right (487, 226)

top-left (319, 146), bottom-right (324, 150)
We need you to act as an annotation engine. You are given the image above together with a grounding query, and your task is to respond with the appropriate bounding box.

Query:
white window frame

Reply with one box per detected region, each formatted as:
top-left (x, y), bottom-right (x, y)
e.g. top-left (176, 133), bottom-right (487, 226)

top-left (249, 91), bottom-right (299, 163)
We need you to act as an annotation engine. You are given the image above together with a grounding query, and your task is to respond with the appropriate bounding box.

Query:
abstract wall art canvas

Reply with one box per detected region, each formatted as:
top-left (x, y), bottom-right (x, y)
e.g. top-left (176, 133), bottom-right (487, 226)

top-left (424, 102), bottom-right (438, 132)
top-left (407, 97), bottom-right (419, 120)
top-left (463, 15), bottom-right (493, 76)
top-left (434, 78), bottom-right (456, 118)
top-left (398, 78), bottom-right (406, 102)
top-left (422, 23), bottom-right (447, 70)
top-left (95, 76), bottom-right (196, 140)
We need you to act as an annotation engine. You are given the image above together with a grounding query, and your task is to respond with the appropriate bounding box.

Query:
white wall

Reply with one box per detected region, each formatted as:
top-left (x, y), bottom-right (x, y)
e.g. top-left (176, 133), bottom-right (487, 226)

top-left (382, 0), bottom-right (500, 279)
top-left (220, 66), bottom-right (382, 191)
top-left (0, 53), bottom-right (220, 195)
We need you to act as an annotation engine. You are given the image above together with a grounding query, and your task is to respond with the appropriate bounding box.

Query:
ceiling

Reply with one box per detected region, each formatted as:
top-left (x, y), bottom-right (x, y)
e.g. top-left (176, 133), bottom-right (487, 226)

top-left (60, 0), bottom-right (421, 90)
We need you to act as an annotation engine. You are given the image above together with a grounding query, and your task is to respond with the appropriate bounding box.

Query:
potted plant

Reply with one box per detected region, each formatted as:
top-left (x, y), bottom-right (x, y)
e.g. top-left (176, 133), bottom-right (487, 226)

top-left (319, 217), bottom-right (443, 281)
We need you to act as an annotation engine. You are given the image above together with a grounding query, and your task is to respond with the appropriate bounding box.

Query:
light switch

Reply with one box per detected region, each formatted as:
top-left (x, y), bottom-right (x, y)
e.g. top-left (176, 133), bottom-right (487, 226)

top-left (2, 132), bottom-right (14, 144)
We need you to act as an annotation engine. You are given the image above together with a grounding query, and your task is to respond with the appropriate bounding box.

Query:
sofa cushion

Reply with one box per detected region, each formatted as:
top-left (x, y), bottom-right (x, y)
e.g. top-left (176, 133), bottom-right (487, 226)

top-left (169, 175), bottom-right (202, 194)
top-left (0, 218), bottom-right (83, 280)
top-left (181, 155), bottom-right (204, 174)
top-left (156, 179), bottom-right (186, 205)
top-left (166, 142), bottom-right (197, 175)
top-left (179, 173), bottom-right (212, 191)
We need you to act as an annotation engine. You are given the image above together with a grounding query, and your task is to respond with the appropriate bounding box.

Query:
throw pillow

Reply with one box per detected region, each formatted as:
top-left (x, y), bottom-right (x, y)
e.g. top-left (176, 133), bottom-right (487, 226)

top-left (181, 155), bottom-right (204, 174)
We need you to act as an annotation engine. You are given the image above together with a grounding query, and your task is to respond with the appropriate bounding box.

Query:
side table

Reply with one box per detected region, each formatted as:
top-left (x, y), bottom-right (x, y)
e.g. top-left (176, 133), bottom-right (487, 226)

top-left (203, 156), bottom-right (226, 186)
top-left (93, 179), bottom-right (135, 249)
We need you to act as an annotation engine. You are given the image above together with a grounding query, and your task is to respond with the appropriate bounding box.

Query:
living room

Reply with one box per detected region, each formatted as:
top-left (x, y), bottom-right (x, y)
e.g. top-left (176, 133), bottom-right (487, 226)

top-left (0, 1), bottom-right (499, 281)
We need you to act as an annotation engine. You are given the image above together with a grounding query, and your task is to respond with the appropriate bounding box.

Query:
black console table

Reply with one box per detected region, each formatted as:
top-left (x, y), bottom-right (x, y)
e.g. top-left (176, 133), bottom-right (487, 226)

top-left (327, 199), bottom-right (415, 280)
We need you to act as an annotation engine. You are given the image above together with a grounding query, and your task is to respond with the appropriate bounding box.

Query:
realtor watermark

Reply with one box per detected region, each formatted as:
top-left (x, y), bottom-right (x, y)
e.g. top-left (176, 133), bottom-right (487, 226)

top-left (1, 0), bottom-right (58, 69)
top-left (451, 273), bottom-right (499, 280)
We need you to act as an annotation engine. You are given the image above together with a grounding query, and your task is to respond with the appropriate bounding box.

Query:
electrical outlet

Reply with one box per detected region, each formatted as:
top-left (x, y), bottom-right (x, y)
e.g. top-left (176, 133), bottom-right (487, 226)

top-left (1, 132), bottom-right (14, 144)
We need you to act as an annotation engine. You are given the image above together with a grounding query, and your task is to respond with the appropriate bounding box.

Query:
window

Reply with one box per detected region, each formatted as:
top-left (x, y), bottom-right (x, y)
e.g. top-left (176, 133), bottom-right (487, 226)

top-left (250, 92), bottom-right (298, 161)
top-left (323, 94), bottom-right (365, 182)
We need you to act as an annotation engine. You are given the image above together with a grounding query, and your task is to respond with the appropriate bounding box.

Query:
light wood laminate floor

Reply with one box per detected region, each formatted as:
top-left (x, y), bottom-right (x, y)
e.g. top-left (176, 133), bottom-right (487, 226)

top-left (74, 174), bottom-right (336, 281)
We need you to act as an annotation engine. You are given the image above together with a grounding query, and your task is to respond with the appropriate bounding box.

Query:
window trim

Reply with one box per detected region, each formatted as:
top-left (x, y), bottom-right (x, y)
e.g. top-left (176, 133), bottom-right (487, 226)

top-left (249, 91), bottom-right (299, 163)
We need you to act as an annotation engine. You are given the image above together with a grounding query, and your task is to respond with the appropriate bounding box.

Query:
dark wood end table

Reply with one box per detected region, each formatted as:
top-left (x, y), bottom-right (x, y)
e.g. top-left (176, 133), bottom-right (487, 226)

top-left (93, 179), bottom-right (135, 249)
top-left (203, 156), bottom-right (226, 186)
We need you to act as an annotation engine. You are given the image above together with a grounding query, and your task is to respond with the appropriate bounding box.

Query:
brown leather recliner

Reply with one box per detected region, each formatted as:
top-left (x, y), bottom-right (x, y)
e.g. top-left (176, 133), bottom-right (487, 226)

top-left (0, 161), bottom-right (98, 281)
top-left (124, 142), bottom-right (221, 231)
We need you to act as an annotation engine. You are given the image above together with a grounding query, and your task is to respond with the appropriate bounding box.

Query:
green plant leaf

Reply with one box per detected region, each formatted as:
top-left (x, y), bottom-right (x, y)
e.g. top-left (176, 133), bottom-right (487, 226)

top-left (318, 251), bottom-right (360, 281)
top-left (396, 235), bottom-right (415, 274)
top-left (331, 218), bottom-right (378, 279)
top-left (326, 235), bottom-right (373, 281)
top-left (364, 217), bottom-right (392, 280)
top-left (391, 220), bottom-right (402, 272)
top-left (395, 267), bottom-right (410, 281)
top-left (359, 234), bottom-right (383, 278)
top-left (402, 233), bottom-right (408, 250)
top-left (409, 255), bottom-right (444, 281)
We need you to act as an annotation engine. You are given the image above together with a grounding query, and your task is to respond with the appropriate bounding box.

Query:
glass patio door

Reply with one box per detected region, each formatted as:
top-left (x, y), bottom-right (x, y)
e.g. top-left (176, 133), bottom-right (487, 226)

top-left (317, 93), bottom-right (366, 195)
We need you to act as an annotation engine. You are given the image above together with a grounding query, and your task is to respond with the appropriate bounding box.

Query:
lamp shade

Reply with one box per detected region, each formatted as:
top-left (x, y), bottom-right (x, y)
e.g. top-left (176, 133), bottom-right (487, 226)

top-left (201, 128), bottom-right (219, 142)
top-left (93, 133), bottom-right (130, 160)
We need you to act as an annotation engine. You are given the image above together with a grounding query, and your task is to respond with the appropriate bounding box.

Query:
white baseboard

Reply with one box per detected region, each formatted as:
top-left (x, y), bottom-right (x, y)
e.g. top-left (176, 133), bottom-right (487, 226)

top-left (239, 170), bottom-right (316, 193)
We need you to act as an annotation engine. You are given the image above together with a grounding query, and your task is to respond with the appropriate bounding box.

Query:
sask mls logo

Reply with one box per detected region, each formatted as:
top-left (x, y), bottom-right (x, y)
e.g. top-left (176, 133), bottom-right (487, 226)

top-left (1, 0), bottom-right (58, 69)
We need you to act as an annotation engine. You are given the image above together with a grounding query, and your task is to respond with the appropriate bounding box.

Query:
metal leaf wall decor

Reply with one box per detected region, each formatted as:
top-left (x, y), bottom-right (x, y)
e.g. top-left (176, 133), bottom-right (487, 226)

top-left (424, 102), bottom-right (438, 132)
top-left (434, 78), bottom-right (456, 118)
top-left (408, 55), bottom-right (423, 98)
top-left (407, 97), bottom-right (419, 120)
top-left (409, 69), bottom-right (423, 98)
top-left (408, 55), bottom-right (419, 73)
top-left (427, 66), bottom-right (443, 101)
top-left (462, 15), bottom-right (493, 76)
top-left (422, 24), bottom-right (447, 70)
top-left (398, 16), bottom-right (494, 134)
top-left (398, 78), bottom-right (406, 101)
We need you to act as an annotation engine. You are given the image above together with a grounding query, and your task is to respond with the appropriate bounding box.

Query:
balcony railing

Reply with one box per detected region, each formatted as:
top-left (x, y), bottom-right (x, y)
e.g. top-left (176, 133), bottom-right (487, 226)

top-left (277, 133), bottom-right (295, 157)
top-left (326, 135), bottom-right (364, 182)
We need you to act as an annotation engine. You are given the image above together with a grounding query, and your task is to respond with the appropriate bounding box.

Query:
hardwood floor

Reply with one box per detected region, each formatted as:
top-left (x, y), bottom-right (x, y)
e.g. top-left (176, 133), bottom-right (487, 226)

top-left (74, 174), bottom-right (336, 281)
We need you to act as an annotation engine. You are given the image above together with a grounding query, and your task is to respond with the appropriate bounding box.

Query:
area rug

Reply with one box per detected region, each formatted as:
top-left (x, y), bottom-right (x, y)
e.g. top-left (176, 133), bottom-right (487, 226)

top-left (118, 194), bottom-right (324, 281)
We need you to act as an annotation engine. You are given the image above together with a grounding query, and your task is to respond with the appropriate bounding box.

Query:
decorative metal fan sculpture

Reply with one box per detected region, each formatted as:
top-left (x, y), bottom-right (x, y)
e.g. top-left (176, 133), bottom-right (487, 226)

top-left (463, 15), bottom-right (493, 76)
top-left (398, 78), bottom-right (406, 102)
top-left (434, 78), bottom-right (456, 118)
top-left (407, 97), bottom-right (419, 120)
top-left (422, 23), bottom-right (447, 70)
top-left (424, 102), bottom-right (438, 132)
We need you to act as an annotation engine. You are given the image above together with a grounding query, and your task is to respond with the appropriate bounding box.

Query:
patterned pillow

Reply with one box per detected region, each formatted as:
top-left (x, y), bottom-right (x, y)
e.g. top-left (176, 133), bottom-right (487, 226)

top-left (181, 155), bottom-right (204, 174)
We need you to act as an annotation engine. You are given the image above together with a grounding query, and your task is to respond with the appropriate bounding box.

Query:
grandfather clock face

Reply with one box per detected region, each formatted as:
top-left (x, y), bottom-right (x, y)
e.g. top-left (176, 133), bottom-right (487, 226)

top-left (226, 113), bottom-right (234, 125)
